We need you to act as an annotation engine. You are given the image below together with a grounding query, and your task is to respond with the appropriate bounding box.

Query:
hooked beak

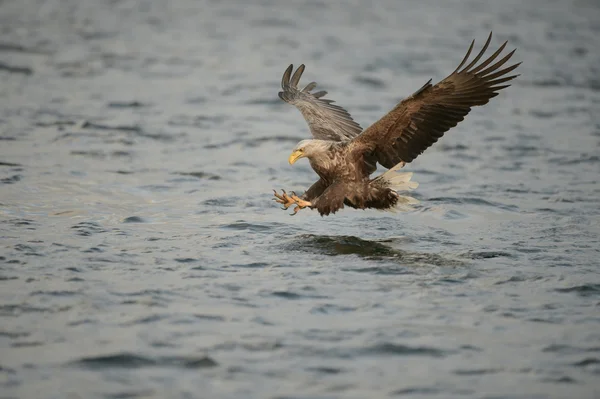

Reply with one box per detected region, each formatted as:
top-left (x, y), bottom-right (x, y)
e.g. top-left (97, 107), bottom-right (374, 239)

top-left (288, 150), bottom-right (303, 165)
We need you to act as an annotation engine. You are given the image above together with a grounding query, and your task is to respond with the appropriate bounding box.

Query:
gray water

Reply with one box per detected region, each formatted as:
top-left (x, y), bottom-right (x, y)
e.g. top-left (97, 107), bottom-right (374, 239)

top-left (1, 0), bottom-right (600, 398)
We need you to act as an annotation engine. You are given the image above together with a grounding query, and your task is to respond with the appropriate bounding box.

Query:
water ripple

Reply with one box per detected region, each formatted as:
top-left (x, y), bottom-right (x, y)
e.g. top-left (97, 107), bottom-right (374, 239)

top-left (69, 353), bottom-right (218, 369)
top-left (555, 284), bottom-right (600, 297)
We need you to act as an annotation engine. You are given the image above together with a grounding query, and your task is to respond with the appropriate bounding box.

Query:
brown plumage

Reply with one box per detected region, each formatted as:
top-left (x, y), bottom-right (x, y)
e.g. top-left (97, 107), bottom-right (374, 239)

top-left (273, 32), bottom-right (521, 216)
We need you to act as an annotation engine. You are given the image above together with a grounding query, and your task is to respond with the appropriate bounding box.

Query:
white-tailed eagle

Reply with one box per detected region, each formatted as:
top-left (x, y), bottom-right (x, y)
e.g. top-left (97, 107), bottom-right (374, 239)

top-left (273, 32), bottom-right (520, 216)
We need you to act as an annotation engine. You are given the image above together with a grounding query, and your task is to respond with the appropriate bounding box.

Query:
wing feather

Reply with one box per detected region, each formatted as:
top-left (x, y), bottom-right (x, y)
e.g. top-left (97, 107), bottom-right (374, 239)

top-left (352, 32), bottom-right (521, 168)
top-left (278, 64), bottom-right (363, 141)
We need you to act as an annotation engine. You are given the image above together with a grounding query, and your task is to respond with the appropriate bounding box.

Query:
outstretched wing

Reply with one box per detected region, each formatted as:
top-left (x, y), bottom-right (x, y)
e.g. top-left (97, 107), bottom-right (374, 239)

top-left (352, 32), bottom-right (521, 169)
top-left (279, 64), bottom-right (363, 141)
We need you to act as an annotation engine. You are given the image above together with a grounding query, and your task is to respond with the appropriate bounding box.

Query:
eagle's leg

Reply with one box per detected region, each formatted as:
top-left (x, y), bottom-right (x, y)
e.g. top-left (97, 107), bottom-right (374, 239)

top-left (273, 189), bottom-right (296, 210)
top-left (289, 193), bottom-right (312, 216)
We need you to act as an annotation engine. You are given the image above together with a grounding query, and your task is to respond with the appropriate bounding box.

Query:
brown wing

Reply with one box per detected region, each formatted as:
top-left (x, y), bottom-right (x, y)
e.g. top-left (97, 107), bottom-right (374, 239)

top-left (352, 32), bottom-right (521, 169)
top-left (279, 64), bottom-right (363, 141)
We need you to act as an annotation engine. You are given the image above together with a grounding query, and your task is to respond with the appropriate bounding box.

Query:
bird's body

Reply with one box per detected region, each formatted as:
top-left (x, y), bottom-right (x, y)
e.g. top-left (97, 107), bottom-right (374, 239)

top-left (283, 139), bottom-right (417, 216)
top-left (273, 32), bottom-right (521, 216)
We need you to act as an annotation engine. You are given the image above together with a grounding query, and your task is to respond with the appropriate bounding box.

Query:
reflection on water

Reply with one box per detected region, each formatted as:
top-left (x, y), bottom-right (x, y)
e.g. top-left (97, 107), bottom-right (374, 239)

top-left (290, 234), bottom-right (467, 268)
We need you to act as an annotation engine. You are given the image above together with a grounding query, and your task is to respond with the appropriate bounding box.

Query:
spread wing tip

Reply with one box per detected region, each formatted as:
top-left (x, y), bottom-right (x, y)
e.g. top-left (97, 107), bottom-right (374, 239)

top-left (279, 64), bottom-right (323, 103)
top-left (453, 32), bottom-right (519, 77)
top-left (276, 62), bottom-right (363, 140)
top-left (281, 64), bottom-right (293, 89)
top-left (281, 64), bottom-right (307, 89)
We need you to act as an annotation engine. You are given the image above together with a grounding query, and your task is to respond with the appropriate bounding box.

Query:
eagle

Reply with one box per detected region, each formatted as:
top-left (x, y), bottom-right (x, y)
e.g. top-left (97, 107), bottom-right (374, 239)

top-left (273, 32), bottom-right (520, 216)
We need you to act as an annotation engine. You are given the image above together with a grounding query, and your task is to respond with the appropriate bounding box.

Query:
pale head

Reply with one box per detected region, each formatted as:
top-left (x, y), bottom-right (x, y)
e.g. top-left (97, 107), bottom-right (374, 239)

top-left (288, 139), bottom-right (332, 165)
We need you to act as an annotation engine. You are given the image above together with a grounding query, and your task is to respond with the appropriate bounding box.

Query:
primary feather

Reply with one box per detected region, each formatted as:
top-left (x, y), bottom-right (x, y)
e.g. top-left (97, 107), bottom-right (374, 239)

top-left (278, 64), bottom-right (363, 141)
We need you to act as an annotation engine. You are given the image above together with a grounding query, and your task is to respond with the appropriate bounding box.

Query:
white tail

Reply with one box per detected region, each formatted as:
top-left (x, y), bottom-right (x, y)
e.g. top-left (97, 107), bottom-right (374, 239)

top-left (376, 162), bottom-right (420, 212)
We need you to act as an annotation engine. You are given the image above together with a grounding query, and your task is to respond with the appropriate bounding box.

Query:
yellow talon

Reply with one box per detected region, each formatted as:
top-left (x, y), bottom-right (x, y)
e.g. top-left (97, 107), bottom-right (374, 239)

top-left (272, 189), bottom-right (312, 214)
top-left (272, 189), bottom-right (295, 210)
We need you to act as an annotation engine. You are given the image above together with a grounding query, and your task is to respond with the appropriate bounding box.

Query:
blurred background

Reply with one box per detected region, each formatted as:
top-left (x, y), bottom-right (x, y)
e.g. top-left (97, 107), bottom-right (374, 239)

top-left (1, 0), bottom-right (599, 398)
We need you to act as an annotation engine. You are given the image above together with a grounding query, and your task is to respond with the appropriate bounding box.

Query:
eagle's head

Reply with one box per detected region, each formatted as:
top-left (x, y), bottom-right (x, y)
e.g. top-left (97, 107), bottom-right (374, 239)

top-left (288, 139), bottom-right (333, 165)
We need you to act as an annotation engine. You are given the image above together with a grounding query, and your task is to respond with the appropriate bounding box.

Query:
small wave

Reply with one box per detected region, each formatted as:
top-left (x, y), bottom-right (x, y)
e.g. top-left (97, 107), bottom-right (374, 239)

top-left (463, 251), bottom-right (515, 260)
top-left (549, 154), bottom-right (599, 165)
top-left (0, 42), bottom-right (48, 54)
top-left (540, 376), bottom-right (578, 384)
top-left (0, 365), bottom-right (16, 374)
top-left (204, 135), bottom-right (302, 150)
top-left (174, 171), bottom-right (221, 180)
top-left (138, 184), bottom-right (174, 192)
top-left (71, 222), bottom-right (107, 236)
top-left (12, 341), bottom-right (44, 347)
top-left (122, 216), bottom-right (147, 223)
top-left (247, 135), bottom-right (304, 146)
top-left (79, 121), bottom-right (141, 133)
top-left (245, 98), bottom-right (281, 105)
top-left (427, 196), bottom-right (518, 211)
top-left (0, 161), bottom-right (21, 167)
top-left (203, 138), bottom-right (241, 149)
top-left (350, 266), bottom-right (415, 275)
top-left (174, 257), bottom-right (199, 263)
top-left (437, 143), bottom-right (469, 152)
top-left (252, 17), bottom-right (297, 28)
top-left (353, 76), bottom-right (386, 88)
top-left (231, 262), bottom-right (270, 268)
top-left (294, 341), bottom-right (452, 361)
top-left (542, 344), bottom-right (600, 354)
top-left (0, 304), bottom-right (71, 316)
top-left (502, 145), bottom-right (541, 156)
top-left (268, 290), bottom-right (330, 300)
top-left (221, 221), bottom-right (276, 232)
top-left (104, 389), bottom-right (156, 399)
top-left (363, 342), bottom-right (450, 358)
top-left (107, 101), bottom-right (146, 108)
top-left (528, 317), bottom-right (563, 324)
top-left (111, 289), bottom-right (170, 297)
top-left (555, 284), bottom-right (600, 297)
top-left (1, 174), bottom-right (22, 184)
top-left (168, 114), bottom-right (225, 129)
top-left (13, 243), bottom-right (43, 256)
top-left (453, 368), bottom-right (502, 376)
top-left (68, 353), bottom-right (218, 369)
top-left (71, 121), bottom-right (179, 142)
top-left (310, 304), bottom-right (357, 314)
top-left (193, 314), bottom-right (226, 322)
top-left (391, 386), bottom-right (441, 395)
top-left (202, 197), bottom-right (239, 207)
top-left (1, 218), bottom-right (34, 226)
top-left (70, 150), bottom-right (132, 159)
top-left (571, 358), bottom-right (600, 367)
top-left (0, 331), bottom-right (30, 339)
top-left (0, 62), bottom-right (32, 75)
top-left (305, 366), bottom-right (344, 375)
top-left (30, 290), bottom-right (81, 297)
top-left (120, 314), bottom-right (169, 326)
top-left (494, 275), bottom-right (543, 285)
top-left (529, 110), bottom-right (557, 119)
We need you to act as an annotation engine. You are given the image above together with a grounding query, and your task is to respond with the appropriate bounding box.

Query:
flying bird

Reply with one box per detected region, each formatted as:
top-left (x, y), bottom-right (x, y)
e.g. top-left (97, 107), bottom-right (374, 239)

top-left (273, 32), bottom-right (520, 216)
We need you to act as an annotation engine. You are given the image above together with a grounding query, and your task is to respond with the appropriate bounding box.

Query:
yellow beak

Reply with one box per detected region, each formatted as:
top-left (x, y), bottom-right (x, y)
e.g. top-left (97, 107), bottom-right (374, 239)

top-left (288, 150), bottom-right (303, 165)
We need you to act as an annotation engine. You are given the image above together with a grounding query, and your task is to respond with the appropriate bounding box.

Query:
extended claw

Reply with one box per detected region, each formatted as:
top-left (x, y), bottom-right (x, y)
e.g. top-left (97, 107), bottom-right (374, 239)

top-left (272, 189), bottom-right (295, 210)
top-left (288, 195), bottom-right (312, 216)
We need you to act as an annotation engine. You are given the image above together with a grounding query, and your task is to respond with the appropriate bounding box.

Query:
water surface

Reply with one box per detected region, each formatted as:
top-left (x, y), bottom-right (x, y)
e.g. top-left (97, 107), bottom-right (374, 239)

top-left (1, 0), bottom-right (600, 398)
